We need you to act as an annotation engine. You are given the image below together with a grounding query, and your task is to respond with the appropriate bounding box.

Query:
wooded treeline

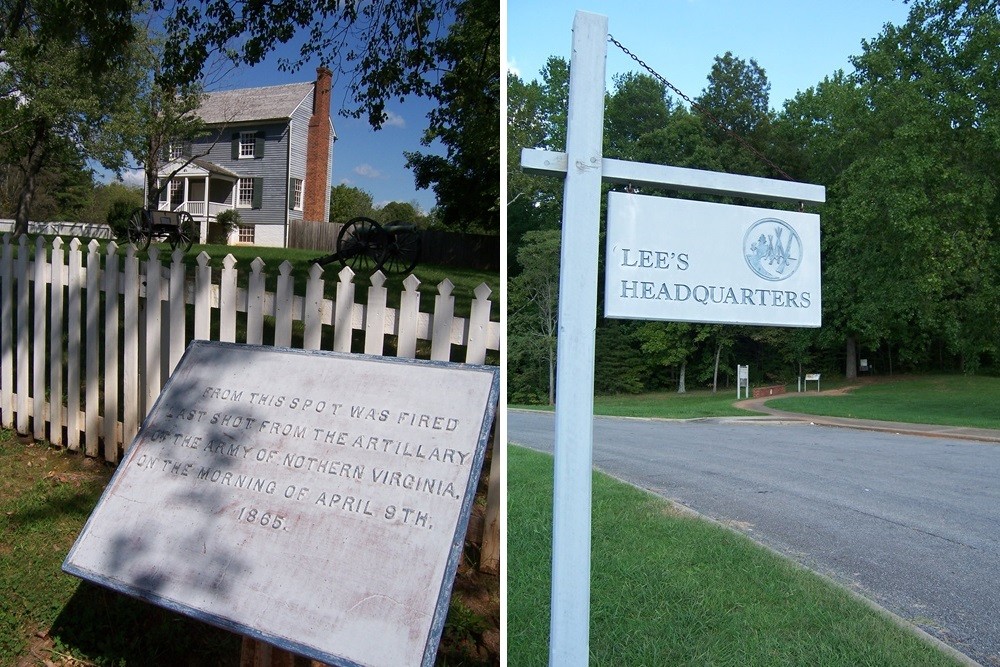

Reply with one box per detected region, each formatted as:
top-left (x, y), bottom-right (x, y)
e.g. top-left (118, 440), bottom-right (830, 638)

top-left (508, 0), bottom-right (1000, 404)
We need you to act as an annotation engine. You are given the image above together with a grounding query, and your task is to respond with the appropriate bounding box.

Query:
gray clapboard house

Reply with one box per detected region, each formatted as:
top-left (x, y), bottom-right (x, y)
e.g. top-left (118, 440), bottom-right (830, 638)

top-left (151, 68), bottom-right (336, 247)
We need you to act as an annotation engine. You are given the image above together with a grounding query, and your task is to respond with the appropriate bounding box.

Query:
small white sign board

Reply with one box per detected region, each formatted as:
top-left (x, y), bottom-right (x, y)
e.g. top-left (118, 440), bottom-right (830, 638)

top-left (605, 192), bottom-right (822, 327)
top-left (64, 341), bottom-right (499, 667)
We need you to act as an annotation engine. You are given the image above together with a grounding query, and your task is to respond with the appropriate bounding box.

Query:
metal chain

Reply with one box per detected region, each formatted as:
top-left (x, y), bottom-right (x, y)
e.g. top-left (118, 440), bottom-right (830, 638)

top-left (607, 34), bottom-right (796, 183)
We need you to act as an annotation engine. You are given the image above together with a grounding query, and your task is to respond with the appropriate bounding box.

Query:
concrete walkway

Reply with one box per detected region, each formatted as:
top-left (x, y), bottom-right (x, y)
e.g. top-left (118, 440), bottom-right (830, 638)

top-left (733, 392), bottom-right (1000, 444)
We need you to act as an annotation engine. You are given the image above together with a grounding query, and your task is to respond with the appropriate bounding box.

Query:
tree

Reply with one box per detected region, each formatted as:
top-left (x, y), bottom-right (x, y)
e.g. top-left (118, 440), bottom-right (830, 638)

top-left (604, 72), bottom-right (670, 160)
top-left (509, 229), bottom-right (561, 404)
top-left (328, 184), bottom-right (375, 223)
top-left (635, 322), bottom-right (707, 394)
top-left (792, 0), bottom-right (1000, 375)
top-left (0, 0), bottom-right (141, 235)
top-left (695, 52), bottom-right (777, 178)
top-left (506, 60), bottom-right (570, 271)
top-left (377, 201), bottom-right (421, 224)
top-left (405, 0), bottom-right (500, 233)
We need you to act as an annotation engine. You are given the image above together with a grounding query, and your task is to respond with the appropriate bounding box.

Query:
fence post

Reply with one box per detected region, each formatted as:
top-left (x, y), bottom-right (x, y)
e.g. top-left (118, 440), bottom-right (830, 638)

top-left (168, 249), bottom-right (186, 374)
top-left (274, 260), bottom-right (294, 348)
top-left (103, 242), bottom-right (120, 462)
top-left (431, 279), bottom-right (455, 362)
top-left (303, 263), bottom-right (324, 350)
top-left (247, 258), bottom-right (265, 345)
top-left (85, 240), bottom-right (101, 456)
top-left (123, 245), bottom-right (140, 446)
top-left (397, 274), bottom-right (421, 359)
top-left (144, 248), bottom-right (163, 416)
top-left (465, 283), bottom-right (492, 365)
top-left (16, 235), bottom-right (29, 435)
top-left (219, 254), bottom-right (238, 343)
top-left (479, 417), bottom-right (501, 574)
top-left (32, 237), bottom-right (48, 441)
top-left (333, 266), bottom-right (355, 353)
top-left (66, 239), bottom-right (82, 450)
top-left (194, 251), bottom-right (211, 341)
top-left (364, 271), bottom-right (388, 355)
top-left (50, 238), bottom-right (65, 446)
top-left (0, 235), bottom-right (13, 430)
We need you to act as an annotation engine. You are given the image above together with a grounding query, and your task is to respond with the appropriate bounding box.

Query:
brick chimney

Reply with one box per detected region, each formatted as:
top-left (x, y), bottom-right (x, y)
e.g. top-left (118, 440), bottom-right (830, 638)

top-left (304, 66), bottom-right (333, 223)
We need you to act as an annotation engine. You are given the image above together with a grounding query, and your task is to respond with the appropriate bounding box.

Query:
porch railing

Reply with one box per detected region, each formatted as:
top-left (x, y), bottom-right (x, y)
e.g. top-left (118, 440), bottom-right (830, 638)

top-left (160, 201), bottom-right (233, 220)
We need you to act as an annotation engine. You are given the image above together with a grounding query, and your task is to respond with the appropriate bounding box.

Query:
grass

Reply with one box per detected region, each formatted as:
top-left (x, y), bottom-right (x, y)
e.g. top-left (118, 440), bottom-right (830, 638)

top-left (0, 430), bottom-right (498, 665)
top-left (0, 433), bottom-right (242, 665)
top-left (767, 375), bottom-right (1000, 430)
top-left (508, 445), bottom-right (962, 666)
top-left (512, 389), bottom-right (762, 419)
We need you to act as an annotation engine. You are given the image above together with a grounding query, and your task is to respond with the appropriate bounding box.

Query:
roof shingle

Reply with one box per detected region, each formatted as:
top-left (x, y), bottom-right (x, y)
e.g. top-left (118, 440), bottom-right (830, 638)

top-left (197, 81), bottom-right (314, 125)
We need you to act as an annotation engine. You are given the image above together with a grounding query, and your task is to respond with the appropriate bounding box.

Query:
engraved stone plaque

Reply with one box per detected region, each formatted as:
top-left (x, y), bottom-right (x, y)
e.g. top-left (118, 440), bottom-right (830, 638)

top-left (63, 341), bottom-right (499, 667)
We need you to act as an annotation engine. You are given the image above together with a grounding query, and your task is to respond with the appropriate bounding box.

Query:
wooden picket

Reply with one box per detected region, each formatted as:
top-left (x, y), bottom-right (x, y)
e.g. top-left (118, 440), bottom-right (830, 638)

top-left (0, 235), bottom-right (500, 466)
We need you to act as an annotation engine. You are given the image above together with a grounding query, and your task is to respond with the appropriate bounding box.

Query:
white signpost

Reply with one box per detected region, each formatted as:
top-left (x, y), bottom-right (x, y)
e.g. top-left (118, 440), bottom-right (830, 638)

top-left (520, 10), bottom-right (826, 665)
top-left (738, 365), bottom-right (750, 399)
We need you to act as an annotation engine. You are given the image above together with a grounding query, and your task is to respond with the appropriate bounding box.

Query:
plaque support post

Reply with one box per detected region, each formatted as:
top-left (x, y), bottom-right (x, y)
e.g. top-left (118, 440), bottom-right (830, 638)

top-left (548, 11), bottom-right (607, 666)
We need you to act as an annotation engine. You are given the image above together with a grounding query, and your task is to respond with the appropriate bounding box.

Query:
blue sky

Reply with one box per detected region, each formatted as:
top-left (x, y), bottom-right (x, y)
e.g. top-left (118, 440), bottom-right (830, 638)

top-left (506, 0), bottom-right (913, 112)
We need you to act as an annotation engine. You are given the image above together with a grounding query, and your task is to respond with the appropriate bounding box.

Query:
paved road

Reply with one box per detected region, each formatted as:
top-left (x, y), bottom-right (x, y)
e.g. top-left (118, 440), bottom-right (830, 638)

top-left (509, 410), bottom-right (1000, 665)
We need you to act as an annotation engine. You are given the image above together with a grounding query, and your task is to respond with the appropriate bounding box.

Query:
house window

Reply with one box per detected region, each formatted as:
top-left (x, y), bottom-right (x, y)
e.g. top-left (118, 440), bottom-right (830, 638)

top-left (291, 178), bottom-right (303, 211)
top-left (239, 131), bottom-right (256, 158)
top-left (169, 179), bottom-right (183, 207)
top-left (169, 143), bottom-right (184, 160)
top-left (237, 224), bottom-right (255, 244)
top-left (237, 178), bottom-right (254, 208)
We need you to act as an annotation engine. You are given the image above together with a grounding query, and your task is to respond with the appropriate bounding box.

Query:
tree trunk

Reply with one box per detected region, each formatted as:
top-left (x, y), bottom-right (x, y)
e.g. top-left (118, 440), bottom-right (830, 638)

top-left (677, 360), bottom-right (687, 394)
top-left (547, 343), bottom-right (555, 406)
top-left (845, 336), bottom-right (858, 380)
top-left (712, 342), bottom-right (722, 394)
top-left (13, 118), bottom-right (49, 237)
top-left (146, 136), bottom-right (162, 211)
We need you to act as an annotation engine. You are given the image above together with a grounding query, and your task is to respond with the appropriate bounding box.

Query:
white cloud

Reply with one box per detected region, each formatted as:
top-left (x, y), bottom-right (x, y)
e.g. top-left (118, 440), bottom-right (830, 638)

top-left (382, 111), bottom-right (406, 128)
top-left (354, 164), bottom-right (383, 179)
top-left (506, 59), bottom-right (521, 77)
top-left (120, 168), bottom-right (145, 187)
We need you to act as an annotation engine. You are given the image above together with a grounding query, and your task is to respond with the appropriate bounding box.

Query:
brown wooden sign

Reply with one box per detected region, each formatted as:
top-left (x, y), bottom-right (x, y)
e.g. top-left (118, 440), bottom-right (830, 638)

top-left (64, 341), bottom-right (499, 667)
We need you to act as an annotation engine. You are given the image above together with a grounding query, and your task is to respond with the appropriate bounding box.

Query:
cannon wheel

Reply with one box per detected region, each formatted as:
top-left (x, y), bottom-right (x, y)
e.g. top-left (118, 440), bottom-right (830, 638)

top-left (337, 217), bottom-right (386, 271)
top-left (380, 221), bottom-right (421, 275)
top-left (170, 211), bottom-right (196, 252)
top-left (126, 209), bottom-right (151, 251)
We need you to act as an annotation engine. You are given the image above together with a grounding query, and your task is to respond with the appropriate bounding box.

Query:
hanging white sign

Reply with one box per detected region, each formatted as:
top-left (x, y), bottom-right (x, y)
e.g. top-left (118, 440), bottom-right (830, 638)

top-left (604, 191), bottom-right (822, 327)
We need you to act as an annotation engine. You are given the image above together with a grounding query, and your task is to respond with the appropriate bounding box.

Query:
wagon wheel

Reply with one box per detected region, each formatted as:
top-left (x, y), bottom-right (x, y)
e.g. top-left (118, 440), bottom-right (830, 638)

top-left (126, 209), bottom-right (151, 251)
top-left (380, 221), bottom-right (421, 275)
top-left (336, 217), bottom-right (387, 271)
top-left (170, 211), bottom-right (196, 252)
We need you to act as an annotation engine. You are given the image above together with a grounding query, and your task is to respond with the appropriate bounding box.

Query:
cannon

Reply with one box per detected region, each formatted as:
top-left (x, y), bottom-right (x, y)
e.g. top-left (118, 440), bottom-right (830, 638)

top-left (313, 216), bottom-right (421, 274)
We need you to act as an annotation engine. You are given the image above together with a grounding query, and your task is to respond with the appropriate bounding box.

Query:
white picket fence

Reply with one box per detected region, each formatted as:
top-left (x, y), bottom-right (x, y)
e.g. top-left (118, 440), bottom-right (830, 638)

top-left (0, 234), bottom-right (500, 463)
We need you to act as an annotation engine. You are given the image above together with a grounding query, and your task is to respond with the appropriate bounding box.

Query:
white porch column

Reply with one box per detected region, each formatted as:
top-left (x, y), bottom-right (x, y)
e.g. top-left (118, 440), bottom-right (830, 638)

top-left (203, 176), bottom-right (210, 243)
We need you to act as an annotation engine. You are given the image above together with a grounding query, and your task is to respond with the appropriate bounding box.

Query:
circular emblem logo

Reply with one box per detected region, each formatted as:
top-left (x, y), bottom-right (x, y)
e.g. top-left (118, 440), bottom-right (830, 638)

top-left (743, 218), bottom-right (802, 281)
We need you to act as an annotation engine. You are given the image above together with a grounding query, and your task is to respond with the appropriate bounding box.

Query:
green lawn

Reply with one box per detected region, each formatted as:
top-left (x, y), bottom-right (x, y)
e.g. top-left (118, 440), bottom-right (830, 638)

top-left (512, 389), bottom-right (762, 420)
top-left (767, 375), bottom-right (1000, 430)
top-left (508, 445), bottom-right (962, 666)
